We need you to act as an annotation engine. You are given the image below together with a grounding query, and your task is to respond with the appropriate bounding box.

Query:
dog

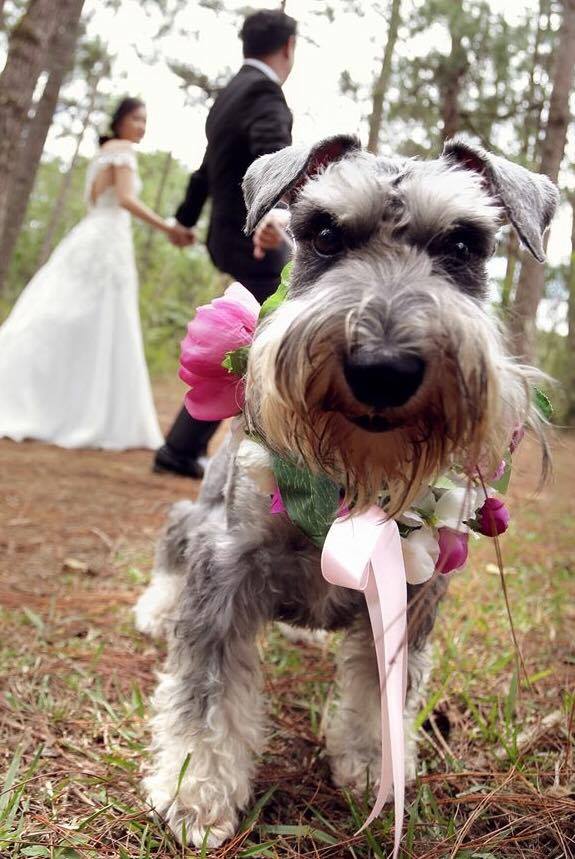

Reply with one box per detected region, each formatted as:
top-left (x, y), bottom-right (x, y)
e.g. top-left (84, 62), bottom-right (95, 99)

top-left (135, 135), bottom-right (557, 847)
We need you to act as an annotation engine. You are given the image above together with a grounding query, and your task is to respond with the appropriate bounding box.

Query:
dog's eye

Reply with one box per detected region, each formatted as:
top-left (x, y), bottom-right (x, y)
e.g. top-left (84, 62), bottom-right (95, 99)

top-left (428, 224), bottom-right (491, 264)
top-left (312, 226), bottom-right (344, 257)
top-left (453, 240), bottom-right (470, 260)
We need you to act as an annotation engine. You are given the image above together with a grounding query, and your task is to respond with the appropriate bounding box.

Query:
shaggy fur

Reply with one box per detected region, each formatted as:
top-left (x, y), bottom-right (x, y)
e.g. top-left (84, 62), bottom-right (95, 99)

top-left (136, 136), bottom-right (557, 847)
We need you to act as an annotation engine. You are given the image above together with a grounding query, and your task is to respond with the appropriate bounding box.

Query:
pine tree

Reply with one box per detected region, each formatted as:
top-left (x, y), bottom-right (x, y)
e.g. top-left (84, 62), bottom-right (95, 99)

top-left (0, 0), bottom-right (86, 292)
top-left (566, 191), bottom-right (575, 423)
top-left (366, 0), bottom-right (402, 154)
top-left (509, 0), bottom-right (575, 361)
top-left (0, 0), bottom-right (64, 249)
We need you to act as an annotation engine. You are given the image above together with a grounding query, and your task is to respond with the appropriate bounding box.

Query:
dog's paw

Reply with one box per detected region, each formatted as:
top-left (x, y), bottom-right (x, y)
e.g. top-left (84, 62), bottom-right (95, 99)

top-left (133, 574), bottom-right (183, 639)
top-left (329, 751), bottom-right (392, 802)
top-left (166, 803), bottom-right (237, 848)
top-left (145, 775), bottom-right (239, 848)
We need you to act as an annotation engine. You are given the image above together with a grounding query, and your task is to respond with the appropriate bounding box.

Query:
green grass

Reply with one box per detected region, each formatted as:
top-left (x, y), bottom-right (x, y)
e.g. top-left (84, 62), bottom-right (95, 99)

top-left (0, 435), bottom-right (573, 857)
top-left (1, 557), bottom-right (572, 858)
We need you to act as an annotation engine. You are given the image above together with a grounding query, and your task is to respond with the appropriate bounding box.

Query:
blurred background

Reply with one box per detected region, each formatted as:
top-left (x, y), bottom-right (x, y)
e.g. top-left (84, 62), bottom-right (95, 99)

top-left (0, 0), bottom-right (574, 415)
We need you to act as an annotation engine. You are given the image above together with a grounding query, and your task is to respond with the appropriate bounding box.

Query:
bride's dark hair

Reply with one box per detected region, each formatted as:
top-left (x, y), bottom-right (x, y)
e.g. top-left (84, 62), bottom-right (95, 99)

top-left (99, 97), bottom-right (145, 146)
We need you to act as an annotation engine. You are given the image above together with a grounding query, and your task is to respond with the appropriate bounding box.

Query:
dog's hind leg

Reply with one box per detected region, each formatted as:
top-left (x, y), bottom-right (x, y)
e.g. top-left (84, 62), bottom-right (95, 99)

top-left (144, 532), bottom-right (272, 848)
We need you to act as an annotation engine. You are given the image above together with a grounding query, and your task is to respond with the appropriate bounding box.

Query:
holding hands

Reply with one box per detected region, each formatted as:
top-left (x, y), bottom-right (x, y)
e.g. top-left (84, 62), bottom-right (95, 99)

top-left (164, 211), bottom-right (290, 255)
top-left (166, 220), bottom-right (196, 247)
top-left (253, 208), bottom-right (291, 259)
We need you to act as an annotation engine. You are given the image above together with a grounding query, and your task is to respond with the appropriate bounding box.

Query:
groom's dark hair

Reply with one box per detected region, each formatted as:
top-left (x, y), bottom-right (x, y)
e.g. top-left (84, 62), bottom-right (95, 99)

top-left (240, 9), bottom-right (297, 58)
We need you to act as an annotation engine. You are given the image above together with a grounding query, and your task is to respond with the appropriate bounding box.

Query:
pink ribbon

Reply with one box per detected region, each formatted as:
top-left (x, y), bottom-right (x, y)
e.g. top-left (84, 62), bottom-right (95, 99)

top-left (321, 507), bottom-right (408, 858)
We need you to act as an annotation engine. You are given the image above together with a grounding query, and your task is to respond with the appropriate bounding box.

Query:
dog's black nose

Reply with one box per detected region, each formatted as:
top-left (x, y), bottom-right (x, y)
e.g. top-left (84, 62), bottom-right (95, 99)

top-left (343, 350), bottom-right (426, 409)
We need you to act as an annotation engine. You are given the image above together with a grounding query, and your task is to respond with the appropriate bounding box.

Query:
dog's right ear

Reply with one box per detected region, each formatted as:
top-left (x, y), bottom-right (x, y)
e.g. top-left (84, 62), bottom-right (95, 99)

top-left (442, 138), bottom-right (559, 262)
top-left (243, 135), bottom-right (361, 234)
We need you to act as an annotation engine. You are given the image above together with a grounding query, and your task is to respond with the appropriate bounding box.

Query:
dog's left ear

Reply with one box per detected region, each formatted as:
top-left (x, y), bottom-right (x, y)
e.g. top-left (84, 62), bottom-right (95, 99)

top-left (442, 138), bottom-right (559, 262)
top-left (243, 134), bottom-right (361, 234)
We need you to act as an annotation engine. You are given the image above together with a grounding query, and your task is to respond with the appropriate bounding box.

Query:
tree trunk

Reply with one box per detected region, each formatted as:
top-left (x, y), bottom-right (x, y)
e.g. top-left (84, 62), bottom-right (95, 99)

top-left (140, 151), bottom-right (173, 275)
top-left (501, 1), bottom-right (546, 313)
top-left (0, 0), bottom-right (61, 249)
top-left (0, 0), bottom-right (85, 293)
top-left (524, 0), bottom-right (549, 166)
top-left (366, 0), bottom-right (402, 155)
top-left (566, 193), bottom-right (575, 424)
top-left (501, 232), bottom-right (519, 310)
top-left (37, 83), bottom-right (96, 267)
top-left (510, 0), bottom-right (575, 362)
top-left (440, 17), bottom-right (468, 142)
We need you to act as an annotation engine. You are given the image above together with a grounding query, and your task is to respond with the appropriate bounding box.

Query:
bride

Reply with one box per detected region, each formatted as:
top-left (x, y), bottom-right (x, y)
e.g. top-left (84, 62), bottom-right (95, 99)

top-left (0, 97), bottom-right (189, 450)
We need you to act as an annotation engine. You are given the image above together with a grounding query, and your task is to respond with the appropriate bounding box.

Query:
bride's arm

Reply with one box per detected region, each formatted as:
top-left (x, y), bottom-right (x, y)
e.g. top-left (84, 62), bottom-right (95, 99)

top-left (114, 164), bottom-right (190, 242)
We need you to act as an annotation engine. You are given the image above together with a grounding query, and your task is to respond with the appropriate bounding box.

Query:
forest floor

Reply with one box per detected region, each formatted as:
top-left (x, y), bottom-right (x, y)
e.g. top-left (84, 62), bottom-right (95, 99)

top-left (0, 376), bottom-right (574, 859)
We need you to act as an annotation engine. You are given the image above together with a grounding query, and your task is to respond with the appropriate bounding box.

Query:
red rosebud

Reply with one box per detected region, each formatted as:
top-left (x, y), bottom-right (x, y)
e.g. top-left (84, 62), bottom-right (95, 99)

top-left (477, 496), bottom-right (510, 536)
top-left (436, 528), bottom-right (468, 575)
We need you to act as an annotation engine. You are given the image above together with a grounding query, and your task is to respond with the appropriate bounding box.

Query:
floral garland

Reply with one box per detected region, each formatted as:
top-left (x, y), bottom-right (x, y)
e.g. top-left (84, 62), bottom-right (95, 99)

top-left (179, 264), bottom-right (551, 585)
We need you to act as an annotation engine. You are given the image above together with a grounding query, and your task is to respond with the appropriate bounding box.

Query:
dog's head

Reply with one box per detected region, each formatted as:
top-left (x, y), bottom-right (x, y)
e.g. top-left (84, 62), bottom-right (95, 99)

top-left (242, 137), bottom-right (558, 513)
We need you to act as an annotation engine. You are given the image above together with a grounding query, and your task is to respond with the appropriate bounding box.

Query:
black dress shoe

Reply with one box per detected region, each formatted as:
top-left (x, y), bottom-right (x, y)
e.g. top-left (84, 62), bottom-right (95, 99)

top-left (153, 445), bottom-right (205, 479)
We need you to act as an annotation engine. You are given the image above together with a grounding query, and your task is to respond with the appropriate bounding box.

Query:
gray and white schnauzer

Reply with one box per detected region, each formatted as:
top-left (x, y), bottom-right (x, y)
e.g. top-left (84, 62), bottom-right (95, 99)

top-left (135, 136), bottom-right (557, 847)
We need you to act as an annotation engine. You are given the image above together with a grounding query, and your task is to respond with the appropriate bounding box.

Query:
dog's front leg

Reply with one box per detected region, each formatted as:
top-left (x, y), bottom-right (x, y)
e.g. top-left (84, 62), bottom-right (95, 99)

top-left (144, 541), bottom-right (269, 848)
top-left (326, 614), bottom-right (432, 797)
top-left (326, 616), bottom-right (384, 795)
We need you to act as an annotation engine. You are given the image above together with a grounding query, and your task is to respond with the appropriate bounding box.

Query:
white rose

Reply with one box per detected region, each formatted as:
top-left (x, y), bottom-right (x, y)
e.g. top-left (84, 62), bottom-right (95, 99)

top-left (398, 488), bottom-right (437, 528)
top-left (401, 526), bottom-right (439, 585)
top-left (235, 438), bottom-right (276, 494)
top-left (434, 487), bottom-right (482, 531)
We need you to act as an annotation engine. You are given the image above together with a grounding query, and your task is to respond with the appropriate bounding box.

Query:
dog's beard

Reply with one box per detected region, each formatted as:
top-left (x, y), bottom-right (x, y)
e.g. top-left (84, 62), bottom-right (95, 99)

top-left (244, 289), bottom-right (545, 516)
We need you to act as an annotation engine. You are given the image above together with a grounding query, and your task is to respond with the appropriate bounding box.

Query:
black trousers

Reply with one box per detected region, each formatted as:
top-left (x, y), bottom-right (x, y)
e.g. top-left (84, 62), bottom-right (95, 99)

top-left (162, 273), bottom-right (281, 460)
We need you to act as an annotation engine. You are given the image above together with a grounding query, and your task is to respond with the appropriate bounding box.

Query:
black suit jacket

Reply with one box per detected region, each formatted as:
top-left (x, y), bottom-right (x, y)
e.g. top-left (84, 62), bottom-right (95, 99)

top-left (176, 64), bottom-right (293, 284)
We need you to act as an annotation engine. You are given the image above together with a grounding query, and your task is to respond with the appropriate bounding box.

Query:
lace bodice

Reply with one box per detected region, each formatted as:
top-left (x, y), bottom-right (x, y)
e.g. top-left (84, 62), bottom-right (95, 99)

top-left (84, 149), bottom-right (142, 211)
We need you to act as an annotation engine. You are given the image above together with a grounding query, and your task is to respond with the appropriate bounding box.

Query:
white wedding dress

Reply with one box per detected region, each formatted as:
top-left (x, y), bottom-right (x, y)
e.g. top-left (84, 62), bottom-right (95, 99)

top-left (0, 148), bottom-right (164, 450)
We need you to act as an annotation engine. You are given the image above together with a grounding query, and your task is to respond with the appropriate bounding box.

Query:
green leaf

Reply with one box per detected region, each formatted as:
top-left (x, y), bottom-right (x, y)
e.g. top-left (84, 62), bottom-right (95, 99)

top-left (533, 386), bottom-right (553, 421)
top-left (272, 456), bottom-right (340, 548)
top-left (221, 345), bottom-right (250, 377)
top-left (0, 747), bottom-right (22, 818)
top-left (258, 262), bottom-right (292, 320)
top-left (432, 475), bottom-right (458, 491)
top-left (21, 606), bottom-right (45, 633)
top-left (261, 824), bottom-right (337, 843)
top-left (504, 668), bottom-right (518, 724)
top-left (239, 842), bottom-right (276, 857)
top-left (176, 752), bottom-right (191, 796)
top-left (240, 785), bottom-right (277, 832)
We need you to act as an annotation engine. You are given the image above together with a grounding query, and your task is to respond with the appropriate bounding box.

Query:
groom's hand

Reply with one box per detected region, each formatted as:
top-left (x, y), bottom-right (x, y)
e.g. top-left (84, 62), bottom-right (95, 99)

top-left (168, 222), bottom-right (196, 247)
top-left (253, 209), bottom-right (291, 259)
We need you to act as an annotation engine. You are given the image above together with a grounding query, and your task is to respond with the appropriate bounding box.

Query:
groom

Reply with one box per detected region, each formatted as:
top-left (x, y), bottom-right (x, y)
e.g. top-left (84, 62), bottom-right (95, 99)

top-left (154, 8), bottom-right (297, 479)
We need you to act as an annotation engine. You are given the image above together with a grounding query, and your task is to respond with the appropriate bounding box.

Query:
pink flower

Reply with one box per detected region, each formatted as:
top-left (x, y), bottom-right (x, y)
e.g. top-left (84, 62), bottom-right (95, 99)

top-left (477, 496), bottom-right (510, 536)
top-left (509, 426), bottom-right (525, 454)
top-left (270, 485), bottom-right (286, 515)
top-left (179, 283), bottom-right (260, 420)
top-left (491, 459), bottom-right (507, 482)
top-left (436, 528), bottom-right (468, 575)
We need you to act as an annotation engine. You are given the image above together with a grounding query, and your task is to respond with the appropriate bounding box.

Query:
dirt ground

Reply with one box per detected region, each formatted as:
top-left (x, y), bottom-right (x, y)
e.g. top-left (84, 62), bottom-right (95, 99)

top-left (0, 376), bottom-right (573, 858)
top-left (0, 377), bottom-right (200, 610)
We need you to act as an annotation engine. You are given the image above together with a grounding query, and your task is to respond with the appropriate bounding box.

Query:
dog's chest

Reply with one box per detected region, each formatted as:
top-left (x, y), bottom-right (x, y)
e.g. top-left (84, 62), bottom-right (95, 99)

top-left (267, 539), bottom-right (365, 631)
